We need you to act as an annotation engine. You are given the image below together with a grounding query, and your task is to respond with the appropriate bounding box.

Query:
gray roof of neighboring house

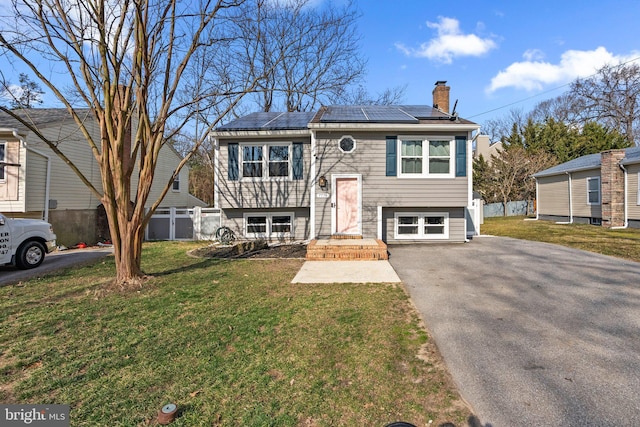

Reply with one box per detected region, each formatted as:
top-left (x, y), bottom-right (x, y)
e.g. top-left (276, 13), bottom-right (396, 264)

top-left (621, 145), bottom-right (640, 165)
top-left (216, 105), bottom-right (476, 131)
top-left (533, 146), bottom-right (640, 177)
top-left (0, 108), bottom-right (92, 133)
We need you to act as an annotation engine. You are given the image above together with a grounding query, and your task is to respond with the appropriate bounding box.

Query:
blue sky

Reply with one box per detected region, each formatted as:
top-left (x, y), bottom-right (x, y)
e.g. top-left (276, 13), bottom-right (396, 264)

top-left (358, 0), bottom-right (640, 127)
top-left (4, 0), bottom-right (640, 131)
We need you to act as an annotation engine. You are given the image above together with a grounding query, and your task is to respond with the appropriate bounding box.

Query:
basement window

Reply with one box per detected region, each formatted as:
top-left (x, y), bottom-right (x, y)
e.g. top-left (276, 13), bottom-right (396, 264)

top-left (244, 212), bottom-right (294, 239)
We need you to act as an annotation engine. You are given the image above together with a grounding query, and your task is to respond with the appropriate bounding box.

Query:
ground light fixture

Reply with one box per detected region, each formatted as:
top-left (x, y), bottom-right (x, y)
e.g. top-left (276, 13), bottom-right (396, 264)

top-left (157, 403), bottom-right (178, 424)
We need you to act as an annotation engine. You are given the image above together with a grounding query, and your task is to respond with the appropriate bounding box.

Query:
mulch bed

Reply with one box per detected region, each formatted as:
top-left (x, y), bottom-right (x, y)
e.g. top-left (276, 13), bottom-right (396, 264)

top-left (192, 242), bottom-right (308, 259)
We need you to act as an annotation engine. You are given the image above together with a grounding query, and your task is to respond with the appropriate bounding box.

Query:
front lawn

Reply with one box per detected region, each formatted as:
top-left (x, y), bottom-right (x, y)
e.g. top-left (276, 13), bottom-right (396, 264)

top-left (0, 241), bottom-right (471, 426)
top-left (482, 216), bottom-right (640, 262)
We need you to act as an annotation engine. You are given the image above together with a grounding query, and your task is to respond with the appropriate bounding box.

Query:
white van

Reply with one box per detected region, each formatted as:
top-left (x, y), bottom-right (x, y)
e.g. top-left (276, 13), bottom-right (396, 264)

top-left (0, 213), bottom-right (57, 269)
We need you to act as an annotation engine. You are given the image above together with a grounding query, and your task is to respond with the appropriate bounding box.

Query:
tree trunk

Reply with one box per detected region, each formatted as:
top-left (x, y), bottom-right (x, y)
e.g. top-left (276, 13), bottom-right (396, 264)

top-left (102, 196), bottom-right (147, 288)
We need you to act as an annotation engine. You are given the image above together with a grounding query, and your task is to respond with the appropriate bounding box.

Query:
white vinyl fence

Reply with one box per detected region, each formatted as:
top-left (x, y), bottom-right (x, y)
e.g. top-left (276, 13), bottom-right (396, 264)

top-left (146, 207), bottom-right (221, 241)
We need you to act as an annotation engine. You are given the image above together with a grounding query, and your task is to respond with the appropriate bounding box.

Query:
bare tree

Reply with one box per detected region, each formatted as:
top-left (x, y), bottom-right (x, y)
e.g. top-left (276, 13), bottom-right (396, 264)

top-left (338, 84), bottom-right (407, 105)
top-left (1, 73), bottom-right (45, 109)
top-left (529, 92), bottom-right (583, 126)
top-left (238, 0), bottom-right (366, 112)
top-left (0, 0), bottom-right (264, 287)
top-left (482, 108), bottom-right (526, 143)
top-left (489, 146), bottom-right (556, 214)
top-left (571, 63), bottom-right (640, 144)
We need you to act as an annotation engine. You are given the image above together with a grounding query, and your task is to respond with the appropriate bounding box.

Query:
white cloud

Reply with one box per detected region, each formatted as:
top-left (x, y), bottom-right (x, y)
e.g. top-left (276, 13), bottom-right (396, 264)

top-left (522, 49), bottom-right (544, 62)
top-left (395, 16), bottom-right (497, 64)
top-left (487, 47), bottom-right (640, 93)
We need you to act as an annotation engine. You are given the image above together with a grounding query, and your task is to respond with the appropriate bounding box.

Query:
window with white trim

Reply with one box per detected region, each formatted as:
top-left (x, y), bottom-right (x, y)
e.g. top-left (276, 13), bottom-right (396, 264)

top-left (172, 170), bottom-right (180, 191)
top-left (637, 172), bottom-right (640, 205)
top-left (244, 212), bottom-right (294, 238)
top-left (241, 143), bottom-right (291, 179)
top-left (398, 138), bottom-right (454, 177)
top-left (394, 212), bottom-right (449, 240)
top-left (587, 177), bottom-right (600, 205)
top-left (0, 142), bottom-right (5, 181)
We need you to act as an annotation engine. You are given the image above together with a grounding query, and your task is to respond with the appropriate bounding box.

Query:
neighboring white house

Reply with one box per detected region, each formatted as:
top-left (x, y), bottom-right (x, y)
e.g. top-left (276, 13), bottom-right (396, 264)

top-left (0, 109), bottom-right (206, 245)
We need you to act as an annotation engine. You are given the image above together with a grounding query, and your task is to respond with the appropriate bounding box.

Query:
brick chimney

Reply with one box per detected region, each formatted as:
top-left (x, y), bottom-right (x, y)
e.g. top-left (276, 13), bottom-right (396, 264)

top-left (600, 149), bottom-right (626, 228)
top-left (432, 81), bottom-right (450, 114)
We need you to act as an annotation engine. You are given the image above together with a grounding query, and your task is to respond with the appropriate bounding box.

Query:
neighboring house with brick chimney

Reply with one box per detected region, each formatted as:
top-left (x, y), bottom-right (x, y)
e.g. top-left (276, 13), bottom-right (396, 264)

top-left (533, 146), bottom-right (640, 228)
top-left (0, 109), bottom-right (206, 246)
top-left (211, 81), bottom-right (481, 243)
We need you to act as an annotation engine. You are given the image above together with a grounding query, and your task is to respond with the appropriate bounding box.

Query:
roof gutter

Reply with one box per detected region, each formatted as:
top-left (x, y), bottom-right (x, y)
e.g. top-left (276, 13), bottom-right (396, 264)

top-left (14, 129), bottom-right (51, 223)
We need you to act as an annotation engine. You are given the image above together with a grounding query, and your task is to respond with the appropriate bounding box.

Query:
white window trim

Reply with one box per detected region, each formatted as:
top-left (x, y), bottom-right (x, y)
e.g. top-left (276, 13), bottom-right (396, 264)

top-left (394, 212), bottom-right (449, 240)
top-left (397, 136), bottom-right (455, 179)
top-left (239, 142), bottom-right (293, 181)
top-left (338, 135), bottom-right (356, 154)
top-left (0, 141), bottom-right (5, 182)
top-left (637, 172), bottom-right (640, 206)
top-left (586, 176), bottom-right (601, 205)
top-left (243, 212), bottom-right (295, 239)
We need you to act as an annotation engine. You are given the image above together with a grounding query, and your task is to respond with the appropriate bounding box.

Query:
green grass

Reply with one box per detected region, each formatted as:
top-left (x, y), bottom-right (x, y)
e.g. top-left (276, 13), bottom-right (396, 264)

top-left (482, 216), bottom-right (640, 262)
top-left (0, 241), bottom-right (470, 426)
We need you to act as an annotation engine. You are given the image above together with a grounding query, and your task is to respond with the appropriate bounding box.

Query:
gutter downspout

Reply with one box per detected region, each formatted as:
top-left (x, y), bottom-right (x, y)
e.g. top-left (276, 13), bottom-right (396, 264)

top-left (533, 178), bottom-right (540, 220)
top-left (212, 135), bottom-right (219, 209)
top-left (14, 130), bottom-right (51, 222)
top-left (309, 130), bottom-right (316, 240)
top-left (611, 163), bottom-right (629, 229)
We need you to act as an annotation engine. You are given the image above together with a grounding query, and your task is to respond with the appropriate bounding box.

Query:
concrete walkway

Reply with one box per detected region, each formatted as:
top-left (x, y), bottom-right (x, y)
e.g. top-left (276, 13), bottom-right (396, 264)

top-left (291, 260), bottom-right (401, 283)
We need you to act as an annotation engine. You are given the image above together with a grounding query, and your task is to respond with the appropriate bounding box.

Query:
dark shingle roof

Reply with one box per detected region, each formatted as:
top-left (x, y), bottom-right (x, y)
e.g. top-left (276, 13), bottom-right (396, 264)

top-left (217, 111), bottom-right (316, 131)
top-left (313, 104), bottom-right (472, 124)
top-left (215, 105), bottom-right (477, 131)
top-left (0, 108), bottom-right (92, 133)
top-left (534, 146), bottom-right (640, 177)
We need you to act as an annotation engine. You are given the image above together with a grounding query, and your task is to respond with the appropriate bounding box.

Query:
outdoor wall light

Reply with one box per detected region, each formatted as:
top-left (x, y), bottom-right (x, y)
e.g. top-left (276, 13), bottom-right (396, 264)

top-left (318, 175), bottom-right (328, 189)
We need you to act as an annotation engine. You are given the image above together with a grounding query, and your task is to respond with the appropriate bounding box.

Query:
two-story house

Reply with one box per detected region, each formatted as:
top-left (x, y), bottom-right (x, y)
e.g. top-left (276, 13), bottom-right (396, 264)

top-left (0, 109), bottom-right (206, 246)
top-left (211, 81), bottom-right (480, 244)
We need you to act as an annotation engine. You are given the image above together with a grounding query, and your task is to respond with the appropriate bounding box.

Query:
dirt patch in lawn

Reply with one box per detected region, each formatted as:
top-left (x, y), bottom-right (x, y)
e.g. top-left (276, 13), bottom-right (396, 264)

top-left (191, 242), bottom-right (307, 259)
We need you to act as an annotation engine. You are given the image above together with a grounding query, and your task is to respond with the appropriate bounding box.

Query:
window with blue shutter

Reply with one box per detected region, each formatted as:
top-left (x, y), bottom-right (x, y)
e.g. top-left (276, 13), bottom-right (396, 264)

top-left (386, 136), bottom-right (397, 176)
top-left (228, 143), bottom-right (238, 181)
top-left (292, 142), bottom-right (303, 180)
top-left (455, 136), bottom-right (467, 177)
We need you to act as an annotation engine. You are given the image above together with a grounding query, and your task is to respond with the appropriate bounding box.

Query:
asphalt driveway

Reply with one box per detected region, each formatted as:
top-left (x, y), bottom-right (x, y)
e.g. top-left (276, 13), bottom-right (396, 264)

top-left (389, 236), bottom-right (640, 427)
top-left (0, 247), bottom-right (113, 286)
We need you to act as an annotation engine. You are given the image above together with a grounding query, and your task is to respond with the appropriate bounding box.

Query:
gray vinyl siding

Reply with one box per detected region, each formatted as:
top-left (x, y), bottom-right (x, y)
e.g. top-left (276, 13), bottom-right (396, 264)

top-left (314, 131), bottom-right (469, 239)
top-left (626, 164), bottom-right (640, 221)
top-left (571, 170), bottom-right (602, 218)
top-left (383, 207), bottom-right (466, 243)
top-left (130, 144), bottom-right (206, 209)
top-left (222, 207), bottom-right (309, 241)
top-left (26, 120), bottom-right (104, 211)
top-left (217, 137), bottom-right (311, 209)
top-left (24, 151), bottom-right (48, 212)
top-left (537, 175), bottom-right (570, 216)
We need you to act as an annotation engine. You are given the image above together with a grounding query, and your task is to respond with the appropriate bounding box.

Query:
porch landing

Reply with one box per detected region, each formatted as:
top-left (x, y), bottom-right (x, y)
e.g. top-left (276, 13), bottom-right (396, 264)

top-left (305, 237), bottom-right (389, 261)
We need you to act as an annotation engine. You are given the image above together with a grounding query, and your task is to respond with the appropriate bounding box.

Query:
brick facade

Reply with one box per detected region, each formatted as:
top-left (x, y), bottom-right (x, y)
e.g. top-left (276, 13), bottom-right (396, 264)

top-left (600, 149), bottom-right (626, 228)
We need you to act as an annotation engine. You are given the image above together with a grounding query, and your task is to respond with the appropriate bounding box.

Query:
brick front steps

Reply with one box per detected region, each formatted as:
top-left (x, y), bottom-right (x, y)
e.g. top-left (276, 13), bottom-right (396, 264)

top-left (305, 237), bottom-right (389, 261)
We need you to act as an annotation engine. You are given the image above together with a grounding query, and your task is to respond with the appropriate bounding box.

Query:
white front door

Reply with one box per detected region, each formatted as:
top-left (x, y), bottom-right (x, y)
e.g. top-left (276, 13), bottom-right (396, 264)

top-left (333, 176), bottom-right (361, 235)
top-left (0, 214), bottom-right (12, 265)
